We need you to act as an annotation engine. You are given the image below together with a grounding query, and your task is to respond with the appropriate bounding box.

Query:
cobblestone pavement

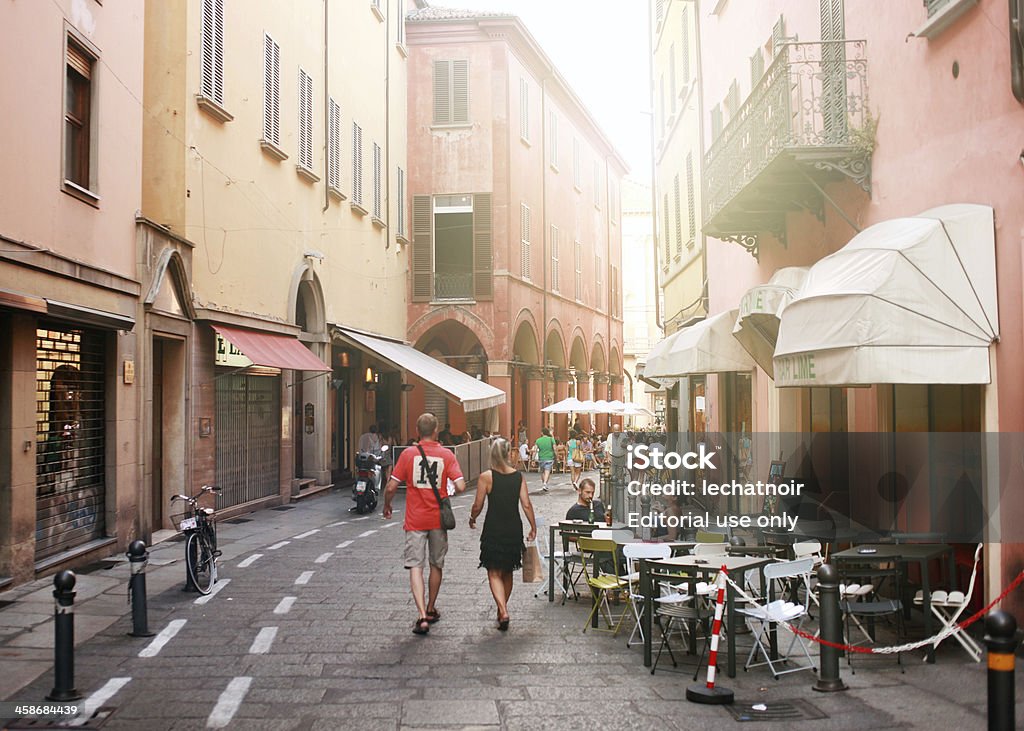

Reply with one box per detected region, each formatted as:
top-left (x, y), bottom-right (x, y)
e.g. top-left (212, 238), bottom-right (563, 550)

top-left (1, 468), bottom-right (1020, 730)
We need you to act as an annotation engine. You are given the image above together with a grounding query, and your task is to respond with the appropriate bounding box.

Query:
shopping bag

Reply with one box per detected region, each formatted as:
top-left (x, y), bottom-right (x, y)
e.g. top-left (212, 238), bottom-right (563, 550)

top-left (522, 541), bottom-right (543, 582)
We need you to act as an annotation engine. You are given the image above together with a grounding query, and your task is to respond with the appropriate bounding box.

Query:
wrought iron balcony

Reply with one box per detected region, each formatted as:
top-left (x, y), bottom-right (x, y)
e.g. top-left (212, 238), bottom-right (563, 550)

top-left (703, 40), bottom-right (872, 258)
top-left (433, 270), bottom-right (474, 301)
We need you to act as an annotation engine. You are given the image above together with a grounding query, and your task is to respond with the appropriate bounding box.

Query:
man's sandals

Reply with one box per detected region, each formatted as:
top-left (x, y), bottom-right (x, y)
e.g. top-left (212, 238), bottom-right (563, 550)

top-left (413, 609), bottom-right (440, 635)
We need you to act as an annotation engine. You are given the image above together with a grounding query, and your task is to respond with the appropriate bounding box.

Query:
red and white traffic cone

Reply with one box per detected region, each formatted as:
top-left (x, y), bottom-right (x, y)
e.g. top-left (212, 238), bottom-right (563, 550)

top-left (687, 565), bottom-right (735, 705)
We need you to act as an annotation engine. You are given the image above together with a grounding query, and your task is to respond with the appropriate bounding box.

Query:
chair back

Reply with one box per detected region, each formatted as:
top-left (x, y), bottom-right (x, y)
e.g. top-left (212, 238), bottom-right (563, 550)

top-left (577, 536), bottom-right (621, 578)
top-left (765, 556), bottom-right (815, 581)
top-left (693, 542), bottom-right (728, 557)
top-left (696, 529), bottom-right (727, 543)
top-left (793, 540), bottom-right (823, 565)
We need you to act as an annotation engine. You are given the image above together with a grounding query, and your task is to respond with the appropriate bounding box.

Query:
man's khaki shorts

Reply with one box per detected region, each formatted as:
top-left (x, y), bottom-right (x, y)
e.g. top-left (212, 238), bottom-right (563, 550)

top-left (404, 529), bottom-right (448, 569)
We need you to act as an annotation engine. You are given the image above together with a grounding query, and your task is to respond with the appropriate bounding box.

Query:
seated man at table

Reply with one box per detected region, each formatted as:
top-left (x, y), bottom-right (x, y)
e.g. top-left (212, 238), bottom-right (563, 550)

top-left (565, 478), bottom-right (606, 522)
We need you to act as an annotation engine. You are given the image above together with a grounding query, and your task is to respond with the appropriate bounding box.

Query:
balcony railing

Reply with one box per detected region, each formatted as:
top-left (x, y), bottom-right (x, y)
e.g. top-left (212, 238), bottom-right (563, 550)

top-left (703, 40), bottom-right (871, 257)
top-left (433, 271), bottom-right (474, 301)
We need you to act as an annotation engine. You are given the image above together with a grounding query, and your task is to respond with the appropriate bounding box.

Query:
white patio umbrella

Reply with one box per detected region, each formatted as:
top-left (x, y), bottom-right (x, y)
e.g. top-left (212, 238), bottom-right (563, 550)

top-left (576, 399), bottom-right (600, 413)
top-left (619, 402), bottom-right (655, 417)
top-left (541, 396), bottom-right (584, 413)
top-left (592, 399), bottom-right (613, 413)
top-left (607, 399), bottom-right (626, 412)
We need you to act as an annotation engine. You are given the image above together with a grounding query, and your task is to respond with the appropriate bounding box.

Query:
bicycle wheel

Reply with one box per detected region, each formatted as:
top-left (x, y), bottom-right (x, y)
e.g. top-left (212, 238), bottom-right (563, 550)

top-left (185, 532), bottom-right (215, 594)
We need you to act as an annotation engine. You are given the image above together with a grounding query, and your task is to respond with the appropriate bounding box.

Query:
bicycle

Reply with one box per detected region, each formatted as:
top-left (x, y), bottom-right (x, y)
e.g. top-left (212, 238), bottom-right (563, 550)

top-left (170, 485), bottom-right (222, 594)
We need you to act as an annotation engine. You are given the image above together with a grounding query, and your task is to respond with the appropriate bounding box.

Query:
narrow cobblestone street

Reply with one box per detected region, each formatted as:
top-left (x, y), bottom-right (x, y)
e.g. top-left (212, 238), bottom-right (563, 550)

top-left (2, 469), bottom-right (1014, 730)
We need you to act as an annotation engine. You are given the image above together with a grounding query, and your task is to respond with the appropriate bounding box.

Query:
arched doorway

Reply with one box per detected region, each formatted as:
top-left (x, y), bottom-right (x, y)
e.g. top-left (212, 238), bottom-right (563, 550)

top-left (569, 333), bottom-right (589, 432)
top-left (291, 268), bottom-right (329, 487)
top-left (512, 318), bottom-right (541, 445)
top-left (412, 319), bottom-right (491, 441)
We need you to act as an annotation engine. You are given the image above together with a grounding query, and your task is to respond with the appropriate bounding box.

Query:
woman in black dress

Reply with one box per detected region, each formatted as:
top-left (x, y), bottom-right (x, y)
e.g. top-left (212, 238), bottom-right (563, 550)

top-left (469, 438), bottom-right (537, 630)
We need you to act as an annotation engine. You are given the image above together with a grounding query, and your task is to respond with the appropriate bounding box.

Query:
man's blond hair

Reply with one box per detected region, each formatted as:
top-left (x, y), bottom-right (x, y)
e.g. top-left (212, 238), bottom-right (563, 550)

top-left (417, 412), bottom-right (439, 438)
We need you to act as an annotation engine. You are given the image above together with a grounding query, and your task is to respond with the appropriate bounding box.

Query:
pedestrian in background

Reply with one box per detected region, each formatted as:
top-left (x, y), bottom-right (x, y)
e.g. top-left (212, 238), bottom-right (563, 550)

top-left (534, 427), bottom-right (556, 492)
top-left (383, 413), bottom-right (466, 636)
top-left (566, 430), bottom-right (583, 489)
top-left (469, 438), bottom-right (536, 630)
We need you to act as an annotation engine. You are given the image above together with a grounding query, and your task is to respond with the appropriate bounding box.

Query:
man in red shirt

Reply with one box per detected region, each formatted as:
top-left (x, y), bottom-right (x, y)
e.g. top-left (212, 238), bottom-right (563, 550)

top-left (383, 412), bottom-right (466, 635)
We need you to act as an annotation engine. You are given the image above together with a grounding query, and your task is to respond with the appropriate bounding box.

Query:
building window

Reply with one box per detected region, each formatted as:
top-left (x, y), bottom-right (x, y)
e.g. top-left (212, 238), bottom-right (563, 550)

top-left (397, 167), bottom-right (406, 237)
top-left (396, 0), bottom-right (404, 45)
top-left (351, 122), bottom-right (363, 206)
top-left (673, 175), bottom-right (682, 255)
top-left (595, 253), bottom-right (603, 310)
top-left (548, 110), bottom-right (558, 169)
top-left (520, 77), bottom-right (529, 141)
top-left (573, 138), bottom-right (582, 189)
top-left (662, 193), bottom-right (671, 264)
top-left (297, 68), bottom-right (314, 173)
top-left (372, 142), bottom-right (382, 220)
top-left (200, 0), bottom-right (225, 106)
top-left (593, 161), bottom-right (601, 208)
top-left (681, 7), bottom-right (691, 83)
top-left (433, 59), bottom-right (469, 125)
top-left (520, 203), bottom-right (531, 280)
top-left (750, 48), bottom-right (765, 87)
top-left (574, 240), bottom-right (582, 300)
top-left (328, 98), bottom-right (342, 195)
top-left (550, 225), bottom-right (559, 293)
top-left (64, 38), bottom-right (94, 192)
top-left (262, 35), bottom-right (281, 149)
top-left (686, 152), bottom-right (696, 244)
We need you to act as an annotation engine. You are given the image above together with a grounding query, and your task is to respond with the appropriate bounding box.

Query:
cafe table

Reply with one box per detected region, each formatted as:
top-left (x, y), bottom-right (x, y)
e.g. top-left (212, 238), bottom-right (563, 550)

top-left (639, 554), bottom-right (773, 677)
top-left (547, 520), bottom-right (628, 603)
top-left (831, 543), bottom-right (956, 663)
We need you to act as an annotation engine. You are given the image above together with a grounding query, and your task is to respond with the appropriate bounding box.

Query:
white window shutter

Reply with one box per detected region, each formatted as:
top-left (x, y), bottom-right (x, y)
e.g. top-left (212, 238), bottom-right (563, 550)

top-left (452, 59), bottom-right (469, 123)
top-left (201, 0), bottom-right (225, 104)
top-left (352, 123), bottom-right (363, 204)
top-left (519, 78), bottom-right (529, 140)
top-left (328, 98), bottom-right (341, 191)
top-left (298, 69), bottom-right (314, 170)
top-left (263, 35), bottom-right (280, 145)
top-left (397, 167), bottom-right (406, 235)
top-left (372, 142), bottom-right (382, 218)
top-left (433, 60), bottom-right (450, 125)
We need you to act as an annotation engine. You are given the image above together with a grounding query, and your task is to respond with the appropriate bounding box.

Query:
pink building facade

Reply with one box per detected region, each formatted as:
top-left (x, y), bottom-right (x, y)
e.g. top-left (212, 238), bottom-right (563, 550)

top-left (405, 9), bottom-right (627, 444)
top-left (666, 0), bottom-right (1024, 614)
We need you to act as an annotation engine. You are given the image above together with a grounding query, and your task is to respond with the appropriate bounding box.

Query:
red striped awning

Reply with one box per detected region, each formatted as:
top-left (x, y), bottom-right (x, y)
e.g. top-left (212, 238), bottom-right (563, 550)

top-left (212, 324), bottom-right (330, 372)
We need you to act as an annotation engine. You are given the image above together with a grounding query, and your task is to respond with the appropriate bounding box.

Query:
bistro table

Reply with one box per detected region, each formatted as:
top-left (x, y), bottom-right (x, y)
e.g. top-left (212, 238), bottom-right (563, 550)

top-left (639, 554), bottom-right (773, 678)
top-left (831, 543), bottom-right (956, 663)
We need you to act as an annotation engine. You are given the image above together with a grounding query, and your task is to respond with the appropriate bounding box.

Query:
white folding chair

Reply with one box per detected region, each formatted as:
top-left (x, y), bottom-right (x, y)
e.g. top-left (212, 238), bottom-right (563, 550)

top-left (533, 516), bottom-right (571, 599)
top-left (913, 589), bottom-right (982, 662)
top-left (736, 557), bottom-right (817, 679)
top-left (622, 543), bottom-right (672, 648)
top-left (692, 542), bottom-right (728, 557)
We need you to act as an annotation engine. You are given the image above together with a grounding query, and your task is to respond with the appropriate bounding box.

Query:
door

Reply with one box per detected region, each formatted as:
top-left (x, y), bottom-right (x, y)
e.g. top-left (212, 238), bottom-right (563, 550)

top-left (152, 339), bottom-right (163, 528)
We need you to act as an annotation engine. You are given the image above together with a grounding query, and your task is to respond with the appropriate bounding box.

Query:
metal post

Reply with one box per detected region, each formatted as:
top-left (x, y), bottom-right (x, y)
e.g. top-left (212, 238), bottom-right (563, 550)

top-left (47, 570), bottom-right (81, 701)
top-left (813, 564), bottom-right (848, 692)
top-left (183, 535), bottom-right (198, 593)
top-left (127, 540), bottom-right (154, 638)
top-left (639, 492), bottom-right (652, 540)
top-left (985, 610), bottom-right (1019, 730)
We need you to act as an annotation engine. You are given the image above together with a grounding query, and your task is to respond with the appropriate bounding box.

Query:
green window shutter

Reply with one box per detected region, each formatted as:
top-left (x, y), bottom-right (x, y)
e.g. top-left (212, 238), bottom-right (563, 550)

top-left (681, 8), bottom-right (691, 82)
top-left (412, 196), bottom-right (433, 302)
top-left (433, 60), bottom-right (450, 125)
top-left (925, 0), bottom-right (949, 18)
top-left (473, 193), bottom-right (493, 300)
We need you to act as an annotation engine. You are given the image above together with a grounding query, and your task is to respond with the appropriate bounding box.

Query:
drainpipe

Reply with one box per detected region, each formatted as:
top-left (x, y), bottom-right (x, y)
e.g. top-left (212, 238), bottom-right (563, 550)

top-left (322, 0), bottom-right (329, 213)
top-left (384, 0), bottom-right (392, 249)
top-left (648, 0), bottom-right (663, 332)
top-left (693, 0), bottom-right (709, 315)
top-left (541, 78), bottom-right (549, 417)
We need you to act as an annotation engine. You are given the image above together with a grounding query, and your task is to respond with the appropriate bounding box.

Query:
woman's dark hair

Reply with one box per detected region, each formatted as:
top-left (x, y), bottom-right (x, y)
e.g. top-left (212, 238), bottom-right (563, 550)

top-left (542, 427), bottom-right (551, 437)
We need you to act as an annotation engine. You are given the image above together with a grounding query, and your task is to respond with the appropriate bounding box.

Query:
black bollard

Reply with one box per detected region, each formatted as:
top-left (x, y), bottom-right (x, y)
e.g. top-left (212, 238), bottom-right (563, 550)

top-left (127, 540), bottom-right (155, 638)
top-left (984, 610), bottom-right (1019, 730)
top-left (729, 536), bottom-right (746, 547)
top-left (47, 570), bottom-right (81, 701)
top-left (813, 563), bottom-right (848, 692)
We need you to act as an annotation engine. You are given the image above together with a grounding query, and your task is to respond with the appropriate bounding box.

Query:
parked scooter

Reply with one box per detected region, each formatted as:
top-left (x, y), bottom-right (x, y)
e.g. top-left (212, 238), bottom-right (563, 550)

top-left (351, 445), bottom-right (388, 514)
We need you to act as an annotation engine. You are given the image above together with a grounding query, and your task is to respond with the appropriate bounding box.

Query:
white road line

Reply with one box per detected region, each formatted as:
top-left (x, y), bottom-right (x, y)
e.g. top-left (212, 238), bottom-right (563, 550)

top-left (72, 677), bottom-right (131, 726)
top-left (452, 504), bottom-right (465, 510)
top-left (194, 578), bottom-right (231, 605)
top-left (207, 676), bottom-right (253, 729)
top-left (138, 619), bottom-right (186, 658)
top-left (358, 530), bottom-right (377, 538)
top-left (273, 596), bottom-right (296, 614)
top-left (237, 553), bottom-right (262, 568)
top-left (327, 520), bottom-right (348, 527)
top-left (314, 552), bottom-right (333, 564)
top-left (295, 571), bottom-right (314, 585)
top-left (336, 540), bottom-right (353, 549)
top-left (267, 541), bottom-right (290, 550)
top-left (353, 516), bottom-right (371, 521)
top-left (381, 521), bottom-right (400, 528)
top-left (248, 627), bottom-right (278, 654)
top-left (293, 529), bottom-right (320, 539)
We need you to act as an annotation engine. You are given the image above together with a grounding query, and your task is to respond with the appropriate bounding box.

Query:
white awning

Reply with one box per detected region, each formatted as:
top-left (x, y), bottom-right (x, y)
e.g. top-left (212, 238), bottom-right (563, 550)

top-left (542, 396), bottom-right (584, 413)
top-left (644, 310), bottom-right (755, 377)
top-left (334, 327), bottom-right (506, 412)
top-left (732, 267), bottom-right (809, 378)
top-left (774, 204), bottom-right (998, 387)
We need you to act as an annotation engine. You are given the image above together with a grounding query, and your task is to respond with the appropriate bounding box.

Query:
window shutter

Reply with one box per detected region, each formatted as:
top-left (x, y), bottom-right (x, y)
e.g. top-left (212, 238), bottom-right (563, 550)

top-left (520, 203), bottom-right (531, 280)
top-left (519, 78), bottom-right (529, 140)
top-left (685, 152), bottom-right (696, 241)
top-left (550, 225), bottom-right (559, 292)
top-left (352, 123), bottom-right (363, 204)
top-left (397, 167), bottom-right (406, 236)
top-left (473, 193), bottom-right (493, 300)
top-left (772, 15), bottom-right (786, 55)
top-left (681, 8), bottom-right (691, 82)
top-left (328, 98), bottom-right (341, 191)
top-left (372, 143), bottom-right (382, 218)
top-left (263, 35), bottom-right (280, 145)
top-left (711, 104), bottom-right (723, 139)
top-left (663, 193), bottom-right (671, 263)
top-left (750, 49), bottom-right (764, 87)
top-left (67, 43), bottom-right (92, 78)
top-left (433, 60), bottom-right (450, 125)
top-left (673, 175), bottom-right (682, 254)
top-left (298, 69), bottom-right (313, 169)
top-left (412, 196), bottom-right (433, 302)
top-left (656, 0), bottom-right (664, 25)
top-left (201, 0), bottom-right (225, 104)
top-left (452, 60), bottom-right (469, 124)
top-left (669, 44), bottom-right (677, 114)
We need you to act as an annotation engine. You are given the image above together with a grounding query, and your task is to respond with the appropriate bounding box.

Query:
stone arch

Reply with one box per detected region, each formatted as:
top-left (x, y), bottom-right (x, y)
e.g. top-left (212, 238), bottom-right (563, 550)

top-left (144, 247), bottom-right (196, 319)
top-left (568, 328), bottom-right (589, 373)
top-left (609, 343), bottom-right (622, 376)
top-left (408, 305), bottom-right (496, 358)
top-left (544, 322), bottom-right (566, 368)
top-left (287, 262), bottom-right (326, 334)
top-left (512, 319), bottom-right (541, 365)
top-left (590, 340), bottom-right (606, 374)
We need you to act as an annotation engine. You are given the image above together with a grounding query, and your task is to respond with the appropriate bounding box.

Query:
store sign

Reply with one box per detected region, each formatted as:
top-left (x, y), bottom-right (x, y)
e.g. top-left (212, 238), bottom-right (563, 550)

top-left (215, 333), bottom-right (253, 368)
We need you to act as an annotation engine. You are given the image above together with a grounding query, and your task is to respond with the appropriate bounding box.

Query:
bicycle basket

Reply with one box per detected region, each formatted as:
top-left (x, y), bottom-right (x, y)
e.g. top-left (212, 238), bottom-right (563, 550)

top-left (169, 506), bottom-right (196, 532)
